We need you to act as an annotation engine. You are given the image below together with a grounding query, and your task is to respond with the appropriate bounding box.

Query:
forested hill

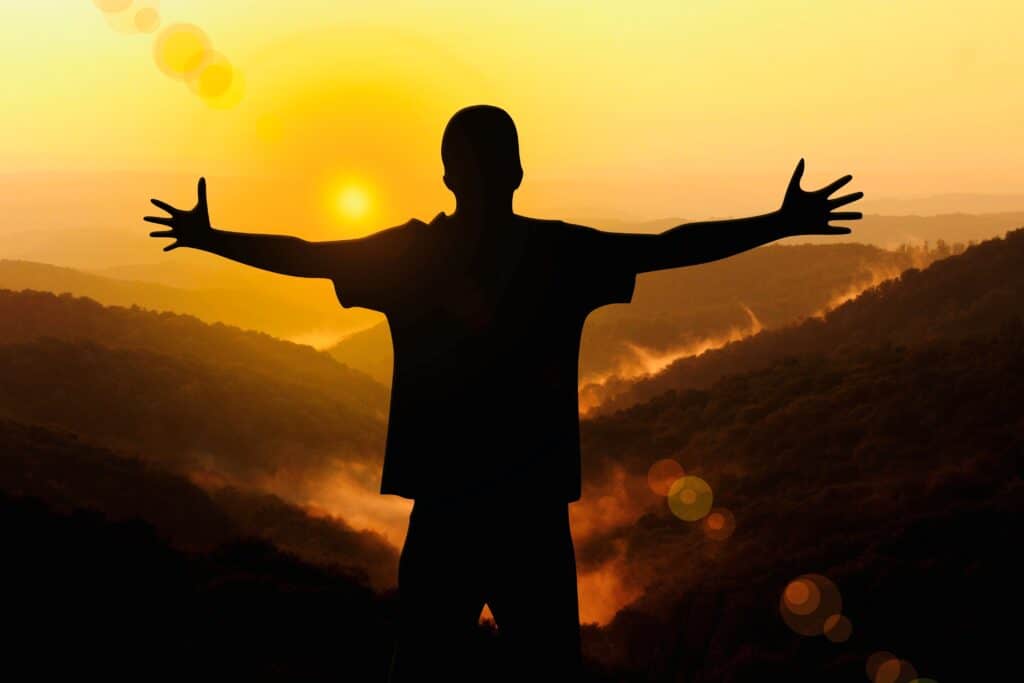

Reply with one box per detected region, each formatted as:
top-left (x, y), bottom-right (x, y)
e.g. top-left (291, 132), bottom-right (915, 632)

top-left (0, 289), bottom-right (388, 482)
top-left (573, 229), bottom-right (1024, 679)
top-left (0, 288), bottom-right (387, 418)
top-left (591, 227), bottom-right (1024, 415)
top-left (578, 320), bottom-right (1022, 680)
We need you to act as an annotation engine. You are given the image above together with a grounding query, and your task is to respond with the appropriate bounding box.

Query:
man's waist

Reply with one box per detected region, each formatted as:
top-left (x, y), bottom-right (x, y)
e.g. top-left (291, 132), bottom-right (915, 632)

top-left (380, 445), bottom-right (582, 500)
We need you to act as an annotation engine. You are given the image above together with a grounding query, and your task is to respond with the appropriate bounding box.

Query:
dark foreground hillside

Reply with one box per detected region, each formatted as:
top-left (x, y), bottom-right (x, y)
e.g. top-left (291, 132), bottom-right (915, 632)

top-left (2, 490), bottom-right (399, 681)
top-left (0, 419), bottom-right (399, 588)
top-left (0, 420), bottom-right (505, 680)
top-left (577, 324), bottom-right (1023, 680)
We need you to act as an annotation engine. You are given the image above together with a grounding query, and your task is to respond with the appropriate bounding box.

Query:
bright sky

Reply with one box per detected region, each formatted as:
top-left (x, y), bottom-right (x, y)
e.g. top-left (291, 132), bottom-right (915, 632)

top-left (1, 1), bottom-right (1021, 235)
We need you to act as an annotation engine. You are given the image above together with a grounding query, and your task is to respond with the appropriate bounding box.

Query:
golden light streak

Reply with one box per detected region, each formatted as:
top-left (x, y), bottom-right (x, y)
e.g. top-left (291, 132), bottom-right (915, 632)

top-left (577, 558), bottom-right (645, 625)
top-left (579, 304), bottom-right (763, 414)
top-left (812, 267), bottom-right (905, 319)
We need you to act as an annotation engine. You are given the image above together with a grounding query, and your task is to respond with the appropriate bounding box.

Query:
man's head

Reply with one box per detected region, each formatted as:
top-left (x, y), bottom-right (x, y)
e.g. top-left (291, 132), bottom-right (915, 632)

top-left (441, 105), bottom-right (523, 206)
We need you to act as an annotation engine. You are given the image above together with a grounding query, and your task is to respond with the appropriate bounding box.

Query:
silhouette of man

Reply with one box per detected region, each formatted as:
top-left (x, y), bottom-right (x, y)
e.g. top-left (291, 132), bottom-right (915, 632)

top-left (145, 104), bottom-right (862, 681)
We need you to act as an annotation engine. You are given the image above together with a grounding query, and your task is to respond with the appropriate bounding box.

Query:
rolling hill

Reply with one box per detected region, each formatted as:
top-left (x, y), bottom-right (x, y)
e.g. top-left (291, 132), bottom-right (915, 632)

top-left (0, 289), bottom-right (389, 485)
top-left (569, 229), bottom-right (1024, 679)
top-left (591, 227), bottom-right (1024, 415)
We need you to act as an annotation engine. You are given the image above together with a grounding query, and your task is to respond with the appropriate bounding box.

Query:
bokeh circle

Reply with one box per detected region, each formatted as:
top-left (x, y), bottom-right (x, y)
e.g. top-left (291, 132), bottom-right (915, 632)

top-left (154, 23), bottom-right (211, 80)
top-left (648, 458), bottom-right (684, 496)
top-left (667, 475), bottom-right (713, 521)
top-left (780, 574), bottom-right (843, 636)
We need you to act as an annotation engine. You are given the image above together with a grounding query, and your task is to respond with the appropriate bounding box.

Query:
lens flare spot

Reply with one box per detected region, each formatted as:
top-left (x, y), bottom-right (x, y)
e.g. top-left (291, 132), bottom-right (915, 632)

top-left (876, 659), bottom-right (902, 683)
top-left (134, 7), bottom-right (160, 33)
top-left (868, 652), bottom-right (898, 680)
top-left (186, 53), bottom-right (235, 99)
top-left (823, 613), bottom-right (852, 643)
top-left (784, 578), bottom-right (820, 615)
top-left (868, 652), bottom-right (920, 683)
top-left (780, 574), bottom-right (843, 636)
top-left (202, 67), bottom-right (246, 110)
top-left (874, 658), bottom-right (918, 683)
top-left (647, 458), bottom-right (684, 496)
top-left (667, 475), bottom-right (712, 521)
top-left (154, 23), bottom-right (211, 79)
top-left (785, 581), bottom-right (809, 604)
top-left (703, 508), bottom-right (736, 540)
top-left (99, 1), bottom-right (160, 35)
top-left (93, 0), bottom-right (133, 11)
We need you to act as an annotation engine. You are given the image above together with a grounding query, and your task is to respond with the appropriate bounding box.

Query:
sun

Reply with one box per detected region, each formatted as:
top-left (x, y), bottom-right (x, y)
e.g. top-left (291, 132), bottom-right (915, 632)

top-left (336, 184), bottom-right (371, 221)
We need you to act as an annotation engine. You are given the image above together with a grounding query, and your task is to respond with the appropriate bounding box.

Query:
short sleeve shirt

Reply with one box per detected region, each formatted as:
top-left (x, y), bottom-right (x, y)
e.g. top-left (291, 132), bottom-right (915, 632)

top-left (331, 213), bottom-right (637, 503)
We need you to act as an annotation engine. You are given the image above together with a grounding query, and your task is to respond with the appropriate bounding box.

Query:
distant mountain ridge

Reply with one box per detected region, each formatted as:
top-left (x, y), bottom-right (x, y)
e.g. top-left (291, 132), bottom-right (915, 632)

top-left (0, 258), bottom-right (360, 341)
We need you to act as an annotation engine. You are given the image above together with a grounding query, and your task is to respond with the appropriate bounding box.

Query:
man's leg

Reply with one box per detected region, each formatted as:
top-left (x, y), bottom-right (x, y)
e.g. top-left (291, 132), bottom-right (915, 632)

top-left (388, 499), bottom-right (488, 683)
top-left (486, 501), bottom-right (583, 680)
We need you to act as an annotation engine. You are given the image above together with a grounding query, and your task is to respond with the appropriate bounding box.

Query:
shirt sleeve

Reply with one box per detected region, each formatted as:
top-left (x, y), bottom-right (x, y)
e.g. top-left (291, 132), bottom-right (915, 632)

top-left (562, 222), bottom-right (638, 311)
top-left (329, 218), bottom-right (424, 313)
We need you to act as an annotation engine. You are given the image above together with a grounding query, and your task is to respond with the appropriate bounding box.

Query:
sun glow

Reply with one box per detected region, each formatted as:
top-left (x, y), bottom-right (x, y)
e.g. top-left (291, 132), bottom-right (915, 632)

top-left (336, 183), bottom-right (372, 222)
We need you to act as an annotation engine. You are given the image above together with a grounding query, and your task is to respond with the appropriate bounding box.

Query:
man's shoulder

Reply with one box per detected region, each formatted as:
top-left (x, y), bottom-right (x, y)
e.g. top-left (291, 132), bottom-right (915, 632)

top-left (515, 214), bottom-right (566, 226)
top-left (409, 211), bottom-right (448, 227)
top-left (514, 215), bottom-right (597, 237)
top-left (367, 212), bottom-right (445, 243)
top-left (517, 218), bottom-right (614, 254)
top-left (396, 212), bottom-right (446, 230)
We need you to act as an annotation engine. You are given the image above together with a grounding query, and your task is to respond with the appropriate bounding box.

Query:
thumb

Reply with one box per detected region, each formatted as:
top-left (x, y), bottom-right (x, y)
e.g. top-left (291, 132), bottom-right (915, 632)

top-left (197, 176), bottom-right (208, 209)
top-left (787, 158), bottom-right (805, 194)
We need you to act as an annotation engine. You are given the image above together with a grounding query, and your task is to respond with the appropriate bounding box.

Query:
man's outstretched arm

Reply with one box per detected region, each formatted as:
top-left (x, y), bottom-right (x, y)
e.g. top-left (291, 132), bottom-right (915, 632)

top-left (144, 177), bottom-right (358, 279)
top-left (597, 159), bottom-right (864, 274)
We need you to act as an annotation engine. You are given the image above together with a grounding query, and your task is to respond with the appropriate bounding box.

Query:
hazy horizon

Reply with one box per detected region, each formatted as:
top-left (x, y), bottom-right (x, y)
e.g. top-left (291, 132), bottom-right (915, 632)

top-left (4, 1), bottom-right (1022, 238)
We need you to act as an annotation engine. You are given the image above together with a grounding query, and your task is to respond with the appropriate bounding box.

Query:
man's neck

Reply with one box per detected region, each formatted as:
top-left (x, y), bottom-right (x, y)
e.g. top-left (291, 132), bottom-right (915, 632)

top-left (452, 197), bottom-right (515, 224)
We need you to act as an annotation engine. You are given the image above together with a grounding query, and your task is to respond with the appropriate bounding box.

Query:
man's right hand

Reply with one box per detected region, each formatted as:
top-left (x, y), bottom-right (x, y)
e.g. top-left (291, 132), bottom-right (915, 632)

top-left (144, 177), bottom-right (214, 252)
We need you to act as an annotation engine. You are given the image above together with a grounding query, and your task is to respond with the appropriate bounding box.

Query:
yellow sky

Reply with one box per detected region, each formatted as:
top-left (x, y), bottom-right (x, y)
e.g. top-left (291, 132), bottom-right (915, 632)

top-left (1, 1), bottom-right (1022, 235)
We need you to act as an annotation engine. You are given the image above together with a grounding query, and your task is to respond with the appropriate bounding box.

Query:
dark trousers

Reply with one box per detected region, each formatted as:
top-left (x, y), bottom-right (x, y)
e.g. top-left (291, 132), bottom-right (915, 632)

top-left (387, 496), bottom-right (582, 681)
